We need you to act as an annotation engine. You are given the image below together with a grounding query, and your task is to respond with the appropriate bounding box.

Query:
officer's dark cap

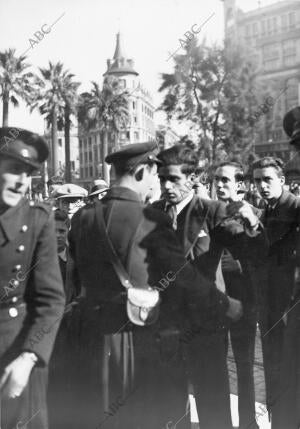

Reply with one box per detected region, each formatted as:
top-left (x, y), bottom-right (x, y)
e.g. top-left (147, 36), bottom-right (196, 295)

top-left (105, 141), bottom-right (161, 169)
top-left (0, 127), bottom-right (49, 169)
top-left (283, 107), bottom-right (300, 148)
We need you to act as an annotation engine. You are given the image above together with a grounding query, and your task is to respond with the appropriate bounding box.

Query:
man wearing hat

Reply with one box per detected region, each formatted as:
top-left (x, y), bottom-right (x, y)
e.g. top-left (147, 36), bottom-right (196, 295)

top-left (55, 183), bottom-right (88, 219)
top-left (0, 128), bottom-right (65, 429)
top-left (88, 179), bottom-right (108, 203)
top-left (68, 142), bottom-right (240, 429)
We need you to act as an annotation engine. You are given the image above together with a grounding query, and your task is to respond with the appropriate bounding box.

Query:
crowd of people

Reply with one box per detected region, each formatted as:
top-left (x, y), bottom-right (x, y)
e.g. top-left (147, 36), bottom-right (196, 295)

top-left (1, 106), bottom-right (300, 429)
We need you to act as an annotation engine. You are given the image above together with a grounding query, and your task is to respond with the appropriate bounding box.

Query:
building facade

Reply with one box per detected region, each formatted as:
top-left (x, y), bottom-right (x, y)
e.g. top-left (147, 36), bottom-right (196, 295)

top-left (78, 32), bottom-right (156, 185)
top-left (223, 0), bottom-right (300, 161)
top-left (44, 126), bottom-right (80, 181)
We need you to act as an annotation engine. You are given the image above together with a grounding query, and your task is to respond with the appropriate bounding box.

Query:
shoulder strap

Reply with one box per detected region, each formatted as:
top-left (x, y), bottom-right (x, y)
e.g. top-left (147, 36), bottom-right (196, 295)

top-left (94, 202), bottom-right (133, 289)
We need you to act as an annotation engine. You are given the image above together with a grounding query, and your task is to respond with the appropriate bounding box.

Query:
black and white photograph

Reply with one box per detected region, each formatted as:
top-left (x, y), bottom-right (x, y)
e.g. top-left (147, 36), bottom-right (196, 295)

top-left (0, 0), bottom-right (300, 427)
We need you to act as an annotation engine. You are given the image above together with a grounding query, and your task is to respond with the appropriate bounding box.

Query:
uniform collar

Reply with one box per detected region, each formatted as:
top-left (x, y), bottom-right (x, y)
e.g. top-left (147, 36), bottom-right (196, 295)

top-left (0, 198), bottom-right (28, 243)
top-left (105, 186), bottom-right (142, 203)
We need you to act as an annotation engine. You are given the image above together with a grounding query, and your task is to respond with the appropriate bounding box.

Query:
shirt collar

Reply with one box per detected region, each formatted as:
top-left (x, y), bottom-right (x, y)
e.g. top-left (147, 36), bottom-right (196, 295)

top-left (58, 248), bottom-right (67, 262)
top-left (175, 191), bottom-right (194, 216)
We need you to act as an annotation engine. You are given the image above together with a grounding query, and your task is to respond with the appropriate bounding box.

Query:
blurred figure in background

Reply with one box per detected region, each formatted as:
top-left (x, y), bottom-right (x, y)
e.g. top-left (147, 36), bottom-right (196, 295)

top-left (55, 184), bottom-right (88, 219)
top-left (54, 209), bottom-right (70, 286)
top-left (214, 161), bottom-right (259, 429)
top-left (88, 179), bottom-right (108, 203)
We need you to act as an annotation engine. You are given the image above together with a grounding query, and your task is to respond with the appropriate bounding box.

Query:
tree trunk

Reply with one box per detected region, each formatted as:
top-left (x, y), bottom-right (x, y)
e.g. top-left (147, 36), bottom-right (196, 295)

top-left (102, 129), bottom-right (109, 184)
top-left (43, 160), bottom-right (49, 198)
top-left (2, 94), bottom-right (9, 126)
top-left (51, 107), bottom-right (59, 175)
top-left (64, 104), bottom-right (71, 182)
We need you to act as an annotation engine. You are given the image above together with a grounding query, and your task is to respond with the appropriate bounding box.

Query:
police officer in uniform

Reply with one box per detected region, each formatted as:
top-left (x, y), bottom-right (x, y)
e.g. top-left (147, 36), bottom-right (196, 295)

top-left (0, 128), bottom-right (65, 429)
top-left (68, 142), bottom-right (237, 429)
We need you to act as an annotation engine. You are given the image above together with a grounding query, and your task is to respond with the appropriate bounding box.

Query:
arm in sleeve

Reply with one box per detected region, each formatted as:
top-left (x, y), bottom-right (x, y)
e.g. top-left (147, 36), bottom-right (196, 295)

top-left (145, 218), bottom-right (229, 319)
top-left (22, 211), bottom-right (65, 365)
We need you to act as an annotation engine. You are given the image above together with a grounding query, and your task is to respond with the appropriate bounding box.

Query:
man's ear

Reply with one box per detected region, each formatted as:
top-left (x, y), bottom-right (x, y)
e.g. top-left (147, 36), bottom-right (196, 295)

top-left (187, 173), bottom-right (195, 184)
top-left (134, 165), bottom-right (144, 182)
top-left (237, 181), bottom-right (243, 191)
top-left (280, 175), bottom-right (285, 186)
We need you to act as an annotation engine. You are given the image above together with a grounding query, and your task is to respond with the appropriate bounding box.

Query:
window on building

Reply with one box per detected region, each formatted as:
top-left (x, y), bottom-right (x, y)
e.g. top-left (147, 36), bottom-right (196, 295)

top-left (89, 150), bottom-right (92, 162)
top-left (267, 18), bottom-right (272, 35)
top-left (58, 138), bottom-right (62, 148)
top-left (85, 167), bottom-right (89, 177)
top-left (79, 139), bottom-right (82, 149)
top-left (273, 17), bottom-right (277, 33)
top-left (283, 39), bottom-right (296, 66)
top-left (134, 131), bottom-right (139, 141)
top-left (80, 167), bottom-right (84, 178)
top-left (261, 20), bottom-right (266, 36)
top-left (71, 161), bottom-right (75, 170)
top-left (134, 116), bottom-right (137, 124)
top-left (88, 137), bottom-right (92, 147)
top-left (288, 12), bottom-right (295, 29)
top-left (133, 101), bottom-right (136, 110)
top-left (252, 22), bottom-right (258, 36)
top-left (89, 166), bottom-right (93, 177)
top-left (245, 24), bottom-right (251, 37)
top-left (281, 14), bottom-right (287, 30)
top-left (85, 152), bottom-right (88, 163)
top-left (126, 131), bottom-right (130, 140)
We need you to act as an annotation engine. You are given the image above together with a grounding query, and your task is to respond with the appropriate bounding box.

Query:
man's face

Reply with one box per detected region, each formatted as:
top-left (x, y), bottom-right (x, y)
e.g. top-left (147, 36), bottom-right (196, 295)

top-left (55, 220), bottom-right (68, 253)
top-left (253, 167), bottom-right (284, 201)
top-left (0, 157), bottom-right (33, 209)
top-left (158, 165), bottom-right (194, 205)
top-left (214, 166), bottom-right (241, 202)
top-left (58, 197), bottom-right (84, 218)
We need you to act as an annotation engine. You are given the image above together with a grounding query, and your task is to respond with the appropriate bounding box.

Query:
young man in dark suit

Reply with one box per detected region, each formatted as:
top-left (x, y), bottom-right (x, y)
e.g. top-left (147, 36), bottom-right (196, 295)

top-left (0, 128), bottom-right (65, 429)
top-left (214, 161), bottom-right (259, 429)
top-left (68, 142), bottom-right (242, 429)
top-left (252, 156), bottom-right (300, 427)
top-left (155, 145), bottom-right (264, 429)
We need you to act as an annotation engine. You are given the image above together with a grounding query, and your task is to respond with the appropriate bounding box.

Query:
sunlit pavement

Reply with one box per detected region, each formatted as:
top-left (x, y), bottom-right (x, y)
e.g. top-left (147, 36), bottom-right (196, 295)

top-left (190, 325), bottom-right (271, 428)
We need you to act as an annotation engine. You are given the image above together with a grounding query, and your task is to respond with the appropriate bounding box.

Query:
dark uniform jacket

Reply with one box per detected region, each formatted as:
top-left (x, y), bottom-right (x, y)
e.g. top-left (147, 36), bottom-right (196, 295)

top-left (68, 187), bottom-right (229, 334)
top-left (0, 198), bottom-right (65, 367)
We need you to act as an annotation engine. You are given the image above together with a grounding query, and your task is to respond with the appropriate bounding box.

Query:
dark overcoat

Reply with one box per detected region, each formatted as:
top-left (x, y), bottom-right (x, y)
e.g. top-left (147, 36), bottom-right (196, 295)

top-left (257, 190), bottom-right (300, 425)
top-left (67, 187), bottom-right (230, 429)
top-left (0, 198), bottom-right (65, 429)
top-left (153, 194), bottom-right (266, 429)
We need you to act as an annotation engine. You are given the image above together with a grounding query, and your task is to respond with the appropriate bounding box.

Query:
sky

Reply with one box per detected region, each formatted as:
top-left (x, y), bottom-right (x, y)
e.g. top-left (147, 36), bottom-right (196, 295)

top-left (0, 0), bottom-right (280, 134)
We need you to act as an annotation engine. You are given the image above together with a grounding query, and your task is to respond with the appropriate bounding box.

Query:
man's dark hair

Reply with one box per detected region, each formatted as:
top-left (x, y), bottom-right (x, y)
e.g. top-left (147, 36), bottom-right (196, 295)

top-left (54, 209), bottom-right (70, 228)
top-left (217, 161), bottom-right (245, 182)
top-left (252, 157), bottom-right (284, 177)
top-left (157, 144), bottom-right (198, 175)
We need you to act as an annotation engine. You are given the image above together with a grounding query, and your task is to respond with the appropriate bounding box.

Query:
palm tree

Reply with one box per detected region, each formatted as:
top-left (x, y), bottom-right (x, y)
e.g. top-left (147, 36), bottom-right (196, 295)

top-left (30, 62), bottom-right (68, 175)
top-left (78, 76), bottom-right (130, 183)
top-left (61, 74), bottom-right (80, 182)
top-left (0, 48), bottom-right (35, 126)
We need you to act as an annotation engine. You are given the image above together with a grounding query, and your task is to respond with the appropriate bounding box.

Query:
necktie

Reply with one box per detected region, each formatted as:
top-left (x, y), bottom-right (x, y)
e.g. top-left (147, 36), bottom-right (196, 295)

top-left (165, 204), bottom-right (177, 230)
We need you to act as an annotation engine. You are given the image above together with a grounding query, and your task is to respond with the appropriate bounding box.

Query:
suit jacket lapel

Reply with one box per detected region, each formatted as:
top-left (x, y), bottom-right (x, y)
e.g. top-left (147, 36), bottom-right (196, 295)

top-left (182, 196), bottom-right (209, 258)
